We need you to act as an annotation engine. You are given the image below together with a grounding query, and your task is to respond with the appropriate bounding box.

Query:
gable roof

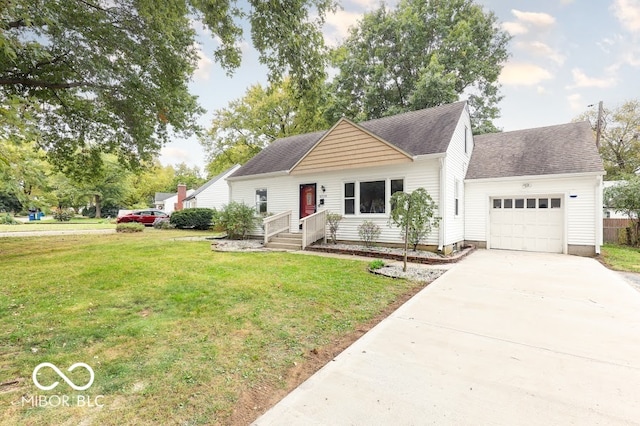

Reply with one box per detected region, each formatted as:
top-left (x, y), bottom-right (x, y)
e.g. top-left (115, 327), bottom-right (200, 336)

top-left (229, 101), bottom-right (467, 179)
top-left (289, 118), bottom-right (414, 175)
top-left (466, 121), bottom-right (605, 180)
top-left (154, 192), bottom-right (175, 203)
top-left (183, 164), bottom-right (239, 201)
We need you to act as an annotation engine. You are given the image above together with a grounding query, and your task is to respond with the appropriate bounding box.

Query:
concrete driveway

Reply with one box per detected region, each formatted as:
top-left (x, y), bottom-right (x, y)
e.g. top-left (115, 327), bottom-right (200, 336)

top-left (255, 250), bottom-right (640, 425)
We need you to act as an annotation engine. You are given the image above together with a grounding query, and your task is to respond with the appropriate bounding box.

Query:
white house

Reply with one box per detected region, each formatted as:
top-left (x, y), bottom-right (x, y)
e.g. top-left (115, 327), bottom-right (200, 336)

top-left (183, 165), bottom-right (240, 210)
top-left (155, 185), bottom-right (194, 215)
top-left (227, 101), bottom-right (605, 256)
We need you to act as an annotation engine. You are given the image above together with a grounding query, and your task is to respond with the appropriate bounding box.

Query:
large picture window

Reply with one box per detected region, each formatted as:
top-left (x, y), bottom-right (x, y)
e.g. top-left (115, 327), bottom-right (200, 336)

top-left (360, 180), bottom-right (385, 213)
top-left (343, 178), bottom-right (404, 215)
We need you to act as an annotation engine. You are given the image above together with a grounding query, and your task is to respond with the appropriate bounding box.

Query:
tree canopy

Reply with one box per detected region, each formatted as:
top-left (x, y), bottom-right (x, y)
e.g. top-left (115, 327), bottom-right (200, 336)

top-left (604, 176), bottom-right (640, 246)
top-left (0, 0), bottom-right (336, 170)
top-left (577, 100), bottom-right (640, 179)
top-left (325, 0), bottom-right (510, 133)
top-left (201, 78), bottom-right (328, 176)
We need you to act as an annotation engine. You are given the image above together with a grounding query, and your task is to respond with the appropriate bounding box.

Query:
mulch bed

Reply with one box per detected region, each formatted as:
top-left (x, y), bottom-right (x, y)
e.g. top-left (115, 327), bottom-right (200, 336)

top-left (305, 243), bottom-right (476, 264)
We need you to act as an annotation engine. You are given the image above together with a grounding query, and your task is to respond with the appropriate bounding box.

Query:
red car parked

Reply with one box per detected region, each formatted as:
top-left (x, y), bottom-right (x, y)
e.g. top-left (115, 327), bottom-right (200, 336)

top-left (116, 209), bottom-right (169, 225)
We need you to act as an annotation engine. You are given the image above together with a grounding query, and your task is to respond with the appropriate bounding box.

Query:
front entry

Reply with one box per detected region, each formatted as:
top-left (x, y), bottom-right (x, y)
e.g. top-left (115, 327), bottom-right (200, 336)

top-left (299, 184), bottom-right (317, 220)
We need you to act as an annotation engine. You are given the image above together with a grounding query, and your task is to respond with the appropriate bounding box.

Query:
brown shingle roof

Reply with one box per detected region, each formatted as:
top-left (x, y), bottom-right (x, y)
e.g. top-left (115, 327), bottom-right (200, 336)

top-left (466, 121), bottom-right (605, 180)
top-left (230, 102), bottom-right (466, 178)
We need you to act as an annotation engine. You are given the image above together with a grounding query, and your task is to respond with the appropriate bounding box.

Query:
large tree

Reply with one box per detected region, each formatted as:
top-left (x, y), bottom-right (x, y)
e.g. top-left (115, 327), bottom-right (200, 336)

top-left (326, 0), bottom-right (510, 133)
top-left (202, 78), bottom-right (328, 176)
top-left (0, 140), bottom-right (51, 212)
top-left (576, 100), bottom-right (640, 179)
top-left (0, 0), bottom-right (336, 171)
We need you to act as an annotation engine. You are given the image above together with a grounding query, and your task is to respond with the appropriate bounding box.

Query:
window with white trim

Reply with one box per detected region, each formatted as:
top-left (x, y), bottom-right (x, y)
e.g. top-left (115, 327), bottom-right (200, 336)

top-left (344, 183), bottom-right (355, 215)
top-left (343, 179), bottom-right (405, 215)
top-left (454, 179), bottom-right (460, 216)
top-left (464, 126), bottom-right (469, 154)
top-left (256, 188), bottom-right (267, 214)
top-left (360, 180), bottom-right (385, 213)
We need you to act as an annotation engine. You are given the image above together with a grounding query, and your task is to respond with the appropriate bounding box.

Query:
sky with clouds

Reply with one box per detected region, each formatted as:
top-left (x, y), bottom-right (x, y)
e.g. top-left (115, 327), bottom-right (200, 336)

top-left (160, 0), bottom-right (640, 174)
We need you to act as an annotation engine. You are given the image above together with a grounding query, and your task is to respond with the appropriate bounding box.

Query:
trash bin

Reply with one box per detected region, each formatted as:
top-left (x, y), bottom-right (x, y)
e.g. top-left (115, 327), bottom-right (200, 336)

top-left (28, 213), bottom-right (35, 221)
top-left (38, 212), bottom-right (45, 219)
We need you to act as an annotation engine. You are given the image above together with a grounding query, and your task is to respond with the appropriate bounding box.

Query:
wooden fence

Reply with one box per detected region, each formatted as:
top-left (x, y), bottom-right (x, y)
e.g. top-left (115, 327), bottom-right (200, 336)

top-left (603, 218), bottom-right (633, 244)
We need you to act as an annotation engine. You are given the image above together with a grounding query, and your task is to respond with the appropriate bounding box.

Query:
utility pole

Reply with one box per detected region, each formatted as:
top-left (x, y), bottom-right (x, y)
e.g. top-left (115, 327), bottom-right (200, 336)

top-left (595, 100), bottom-right (603, 150)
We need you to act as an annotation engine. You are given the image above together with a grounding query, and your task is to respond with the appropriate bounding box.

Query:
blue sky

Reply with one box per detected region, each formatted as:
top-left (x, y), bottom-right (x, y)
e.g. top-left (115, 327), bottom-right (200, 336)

top-left (160, 0), bottom-right (640, 173)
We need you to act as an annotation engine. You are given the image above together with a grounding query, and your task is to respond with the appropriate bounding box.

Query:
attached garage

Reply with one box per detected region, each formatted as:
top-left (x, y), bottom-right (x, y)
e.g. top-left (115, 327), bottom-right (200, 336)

top-left (464, 121), bottom-right (605, 256)
top-left (489, 195), bottom-right (563, 253)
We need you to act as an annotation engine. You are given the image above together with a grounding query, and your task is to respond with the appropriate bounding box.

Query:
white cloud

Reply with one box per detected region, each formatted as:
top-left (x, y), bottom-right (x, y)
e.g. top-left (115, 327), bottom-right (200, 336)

top-left (536, 86), bottom-right (551, 95)
top-left (324, 9), bottom-right (362, 46)
top-left (611, 0), bottom-right (640, 33)
top-left (567, 93), bottom-right (584, 111)
top-left (193, 45), bottom-right (213, 81)
top-left (567, 68), bottom-right (616, 89)
top-left (511, 10), bottom-right (556, 27)
top-left (502, 21), bottom-right (528, 35)
top-left (160, 146), bottom-right (192, 164)
top-left (517, 41), bottom-right (565, 64)
top-left (499, 62), bottom-right (553, 86)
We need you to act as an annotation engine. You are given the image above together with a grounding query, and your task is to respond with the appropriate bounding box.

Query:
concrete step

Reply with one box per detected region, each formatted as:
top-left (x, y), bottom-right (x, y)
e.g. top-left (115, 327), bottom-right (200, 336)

top-left (276, 232), bottom-right (302, 240)
top-left (265, 232), bottom-right (303, 250)
top-left (270, 236), bottom-right (302, 245)
top-left (265, 241), bottom-right (302, 250)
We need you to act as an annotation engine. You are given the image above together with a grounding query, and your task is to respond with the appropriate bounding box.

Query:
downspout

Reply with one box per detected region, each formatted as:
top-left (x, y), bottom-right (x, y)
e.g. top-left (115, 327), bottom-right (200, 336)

top-left (438, 157), bottom-right (447, 251)
top-left (595, 175), bottom-right (603, 254)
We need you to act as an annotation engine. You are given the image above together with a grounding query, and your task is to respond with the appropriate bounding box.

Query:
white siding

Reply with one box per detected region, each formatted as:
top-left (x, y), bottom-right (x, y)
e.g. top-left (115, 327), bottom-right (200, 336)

top-left (442, 112), bottom-right (473, 246)
top-left (229, 159), bottom-right (441, 244)
top-left (465, 175), bottom-right (601, 248)
top-left (190, 165), bottom-right (239, 210)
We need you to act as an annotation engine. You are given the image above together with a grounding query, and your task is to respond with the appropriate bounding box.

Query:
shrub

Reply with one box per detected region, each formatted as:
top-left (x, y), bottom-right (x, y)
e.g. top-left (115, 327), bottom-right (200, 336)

top-left (358, 220), bottom-right (381, 248)
top-left (326, 212), bottom-right (343, 244)
top-left (0, 213), bottom-right (19, 225)
top-left (116, 222), bottom-right (144, 233)
top-left (52, 208), bottom-right (73, 222)
top-left (218, 202), bottom-right (259, 239)
top-left (153, 217), bottom-right (173, 229)
top-left (82, 204), bottom-right (119, 218)
top-left (170, 208), bottom-right (216, 230)
top-left (369, 259), bottom-right (385, 270)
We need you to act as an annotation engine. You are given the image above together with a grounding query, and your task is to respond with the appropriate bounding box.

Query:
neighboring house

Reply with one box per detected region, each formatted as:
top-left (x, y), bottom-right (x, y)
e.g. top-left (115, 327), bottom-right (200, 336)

top-left (183, 165), bottom-right (240, 209)
top-left (227, 101), bottom-right (605, 256)
top-left (154, 192), bottom-right (175, 211)
top-left (603, 180), bottom-right (638, 219)
top-left (154, 185), bottom-right (194, 215)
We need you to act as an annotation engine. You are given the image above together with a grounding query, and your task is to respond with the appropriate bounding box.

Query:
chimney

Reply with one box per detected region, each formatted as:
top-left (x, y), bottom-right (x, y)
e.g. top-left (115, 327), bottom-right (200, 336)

top-left (176, 184), bottom-right (187, 211)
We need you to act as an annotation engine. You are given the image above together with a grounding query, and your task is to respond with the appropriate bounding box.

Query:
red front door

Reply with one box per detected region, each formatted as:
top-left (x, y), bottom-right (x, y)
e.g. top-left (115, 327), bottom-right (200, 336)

top-left (300, 184), bottom-right (316, 219)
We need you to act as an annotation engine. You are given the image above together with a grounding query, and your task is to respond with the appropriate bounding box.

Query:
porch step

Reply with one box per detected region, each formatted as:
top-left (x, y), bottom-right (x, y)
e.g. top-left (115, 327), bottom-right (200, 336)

top-left (265, 232), bottom-right (303, 250)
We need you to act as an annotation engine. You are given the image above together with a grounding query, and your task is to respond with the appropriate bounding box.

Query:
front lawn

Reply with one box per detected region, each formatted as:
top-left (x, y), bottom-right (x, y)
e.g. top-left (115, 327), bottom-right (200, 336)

top-left (601, 244), bottom-right (640, 273)
top-left (0, 217), bottom-right (115, 232)
top-left (0, 231), bottom-right (425, 425)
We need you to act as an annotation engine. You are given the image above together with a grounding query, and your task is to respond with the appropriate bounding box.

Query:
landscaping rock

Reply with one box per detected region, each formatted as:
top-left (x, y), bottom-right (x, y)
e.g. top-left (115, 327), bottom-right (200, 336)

top-left (370, 265), bottom-right (446, 282)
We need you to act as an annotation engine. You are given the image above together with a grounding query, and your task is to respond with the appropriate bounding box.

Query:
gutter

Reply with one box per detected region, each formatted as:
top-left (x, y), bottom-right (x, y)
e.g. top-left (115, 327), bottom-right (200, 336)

top-left (438, 157), bottom-right (446, 251)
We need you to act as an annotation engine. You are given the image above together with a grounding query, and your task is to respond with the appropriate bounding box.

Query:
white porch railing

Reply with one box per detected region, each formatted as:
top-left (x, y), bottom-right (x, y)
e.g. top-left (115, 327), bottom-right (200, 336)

top-left (263, 210), bottom-right (292, 245)
top-left (300, 209), bottom-right (327, 249)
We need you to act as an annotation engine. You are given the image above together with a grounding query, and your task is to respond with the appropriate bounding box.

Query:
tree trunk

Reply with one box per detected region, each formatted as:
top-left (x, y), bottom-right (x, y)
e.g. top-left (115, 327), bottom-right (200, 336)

top-left (95, 194), bottom-right (102, 219)
top-left (403, 220), bottom-right (409, 272)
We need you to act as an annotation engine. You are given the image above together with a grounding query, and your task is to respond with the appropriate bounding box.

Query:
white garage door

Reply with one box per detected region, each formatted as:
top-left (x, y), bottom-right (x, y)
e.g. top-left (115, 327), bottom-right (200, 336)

top-left (490, 196), bottom-right (564, 253)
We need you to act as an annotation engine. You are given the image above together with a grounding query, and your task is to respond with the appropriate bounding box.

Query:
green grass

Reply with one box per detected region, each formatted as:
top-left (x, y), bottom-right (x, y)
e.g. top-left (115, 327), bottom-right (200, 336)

top-left (0, 231), bottom-right (422, 425)
top-left (0, 217), bottom-right (116, 232)
top-left (601, 244), bottom-right (640, 273)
